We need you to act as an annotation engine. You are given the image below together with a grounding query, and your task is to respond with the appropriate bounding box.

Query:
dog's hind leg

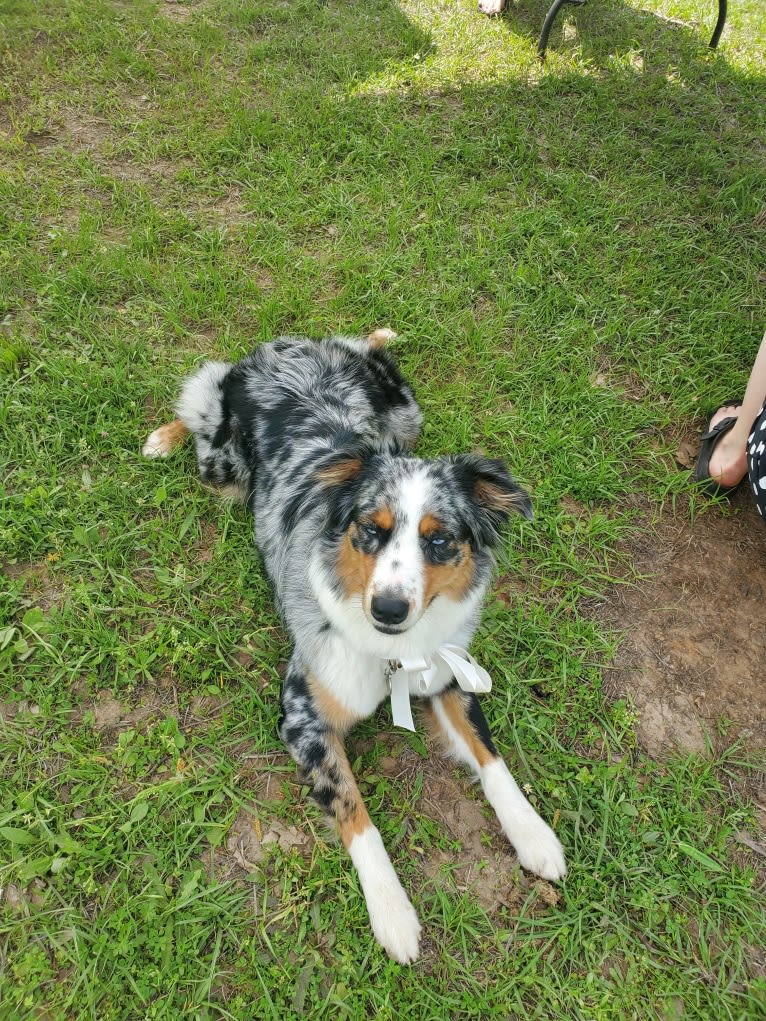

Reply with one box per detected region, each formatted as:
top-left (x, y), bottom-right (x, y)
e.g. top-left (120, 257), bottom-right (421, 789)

top-left (142, 419), bottom-right (190, 458)
top-left (279, 665), bottom-right (421, 963)
top-left (366, 328), bottom-right (397, 349)
top-left (142, 359), bottom-right (231, 461)
top-left (425, 684), bottom-right (567, 882)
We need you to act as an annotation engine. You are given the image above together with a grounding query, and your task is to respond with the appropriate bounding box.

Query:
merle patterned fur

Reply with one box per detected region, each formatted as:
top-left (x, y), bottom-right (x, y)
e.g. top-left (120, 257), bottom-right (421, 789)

top-left (167, 334), bottom-right (564, 962)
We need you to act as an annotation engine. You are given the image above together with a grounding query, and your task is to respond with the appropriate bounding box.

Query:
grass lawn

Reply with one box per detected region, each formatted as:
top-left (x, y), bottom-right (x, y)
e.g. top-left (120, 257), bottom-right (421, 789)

top-left (1, 0), bottom-right (765, 1018)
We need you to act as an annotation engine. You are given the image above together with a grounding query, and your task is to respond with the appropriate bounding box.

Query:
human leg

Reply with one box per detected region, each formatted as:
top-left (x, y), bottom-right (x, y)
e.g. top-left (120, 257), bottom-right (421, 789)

top-left (696, 331), bottom-right (766, 491)
top-left (746, 403), bottom-right (766, 518)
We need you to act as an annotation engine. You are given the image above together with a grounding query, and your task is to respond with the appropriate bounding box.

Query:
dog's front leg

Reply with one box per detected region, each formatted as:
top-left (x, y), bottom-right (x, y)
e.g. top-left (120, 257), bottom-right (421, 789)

top-left (426, 684), bottom-right (566, 882)
top-left (279, 666), bottom-right (421, 963)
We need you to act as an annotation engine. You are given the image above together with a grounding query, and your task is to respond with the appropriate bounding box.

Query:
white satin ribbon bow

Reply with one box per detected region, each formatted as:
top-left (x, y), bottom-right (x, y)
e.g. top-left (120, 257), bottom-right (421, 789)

top-left (387, 644), bottom-right (492, 732)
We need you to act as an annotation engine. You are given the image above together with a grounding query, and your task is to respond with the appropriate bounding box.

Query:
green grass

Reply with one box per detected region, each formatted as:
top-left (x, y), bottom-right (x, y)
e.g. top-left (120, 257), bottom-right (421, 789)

top-left (1, 0), bottom-right (765, 1018)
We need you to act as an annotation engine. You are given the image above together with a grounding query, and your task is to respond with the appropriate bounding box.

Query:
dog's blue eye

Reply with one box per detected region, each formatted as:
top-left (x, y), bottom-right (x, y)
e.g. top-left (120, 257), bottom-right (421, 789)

top-left (362, 522), bottom-right (381, 539)
top-left (428, 533), bottom-right (453, 548)
top-left (422, 533), bottom-right (454, 563)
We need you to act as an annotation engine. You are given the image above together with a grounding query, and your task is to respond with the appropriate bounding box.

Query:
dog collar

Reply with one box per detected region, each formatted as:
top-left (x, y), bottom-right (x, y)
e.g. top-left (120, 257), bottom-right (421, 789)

top-left (385, 645), bottom-right (492, 732)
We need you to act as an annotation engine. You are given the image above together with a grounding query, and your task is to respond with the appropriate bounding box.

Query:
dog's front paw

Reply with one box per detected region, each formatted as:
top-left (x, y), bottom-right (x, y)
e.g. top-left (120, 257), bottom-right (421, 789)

top-left (348, 826), bottom-right (421, 963)
top-left (481, 761), bottom-right (567, 882)
top-left (367, 884), bottom-right (422, 964)
top-left (508, 815), bottom-right (567, 882)
top-left (478, 0), bottom-right (507, 14)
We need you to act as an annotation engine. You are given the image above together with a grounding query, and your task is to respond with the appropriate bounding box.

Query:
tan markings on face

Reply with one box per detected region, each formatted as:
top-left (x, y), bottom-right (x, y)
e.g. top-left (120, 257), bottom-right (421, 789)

top-left (324, 733), bottom-right (373, 848)
top-left (336, 528), bottom-right (377, 598)
top-left (370, 507), bottom-right (394, 531)
top-left (423, 543), bottom-right (475, 604)
top-left (418, 513), bottom-right (443, 536)
top-left (425, 688), bottom-right (496, 768)
top-left (307, 674), bottom-right (363, 735)
top-left (420, 513), bottom-right (474, 604)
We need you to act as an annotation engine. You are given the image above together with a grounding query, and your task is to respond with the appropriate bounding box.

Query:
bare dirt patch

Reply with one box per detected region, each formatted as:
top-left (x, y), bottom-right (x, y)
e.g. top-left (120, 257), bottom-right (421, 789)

top-left (79, 684), bottom-right (178, 735)
top-left (602, 488), bottom-right (766, 759)
top-left (24, 130), bottom-right (57, 149)
top-left (107, 155), bottom-right (187, 187)
top-left (4, 559), bottom-right (68, 611)
top-left (59, 108), bottom-right (113, 151)
top-left (190, 185), bottom-right (251, 226)
top-left (160, 0), bottom-right (202, 23)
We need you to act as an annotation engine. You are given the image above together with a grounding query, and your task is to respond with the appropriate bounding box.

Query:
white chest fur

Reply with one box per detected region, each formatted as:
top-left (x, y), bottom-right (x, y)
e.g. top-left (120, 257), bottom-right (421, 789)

top-left (311, 633), bottom-right (390, 719)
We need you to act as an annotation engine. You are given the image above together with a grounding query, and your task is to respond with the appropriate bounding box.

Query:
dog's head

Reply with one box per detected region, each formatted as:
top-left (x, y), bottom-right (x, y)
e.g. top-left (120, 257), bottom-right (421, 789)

top-left (316, 447), bottom-right (531, 641)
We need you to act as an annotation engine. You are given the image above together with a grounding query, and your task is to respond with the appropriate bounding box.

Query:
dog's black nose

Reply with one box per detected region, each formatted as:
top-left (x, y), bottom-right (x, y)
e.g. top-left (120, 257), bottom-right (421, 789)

top-left (371, 595), bottom-right (410, 626)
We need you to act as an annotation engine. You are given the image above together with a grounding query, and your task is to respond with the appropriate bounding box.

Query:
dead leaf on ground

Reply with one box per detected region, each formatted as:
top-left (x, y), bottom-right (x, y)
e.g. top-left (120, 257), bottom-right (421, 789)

top-left (674, 440), bottom-right (698, 469)
top-left (260, 818), bottom-right (311, 853)
top-left (735, 831), bottom-right (766, 858)
top-left (225, 808), bottom-right (265, 870)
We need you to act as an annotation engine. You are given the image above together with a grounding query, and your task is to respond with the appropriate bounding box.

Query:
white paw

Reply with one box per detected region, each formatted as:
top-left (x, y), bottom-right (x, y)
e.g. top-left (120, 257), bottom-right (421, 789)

top-left (142, 421), bottom-right (189, 459)
top-left (481, 760), bottom-right (567, 882)
top-left (367, 328), bottom-right (398, 348)
top-left (478, 0), bottom-right (506, 14)
top-left (507, 815), bottom-right (567, 882)
top-left (142, 428), bottom-right (172, 458)
top-left (347, 826), bottom-right (421, 964)
top-left (368, 884), bottom-right (422, 964)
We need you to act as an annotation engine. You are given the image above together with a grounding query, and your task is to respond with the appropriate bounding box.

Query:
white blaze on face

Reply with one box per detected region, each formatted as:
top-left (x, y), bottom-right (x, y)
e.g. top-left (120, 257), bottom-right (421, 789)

top-left (366, 469), bottom-right (431, 626)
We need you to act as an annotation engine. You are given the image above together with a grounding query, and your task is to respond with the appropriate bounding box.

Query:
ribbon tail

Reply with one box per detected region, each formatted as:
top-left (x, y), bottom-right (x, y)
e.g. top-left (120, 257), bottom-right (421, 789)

top-left (438, 645), bottom-right (492, 694)
top-left (389, 670), bottom-right (416, 731)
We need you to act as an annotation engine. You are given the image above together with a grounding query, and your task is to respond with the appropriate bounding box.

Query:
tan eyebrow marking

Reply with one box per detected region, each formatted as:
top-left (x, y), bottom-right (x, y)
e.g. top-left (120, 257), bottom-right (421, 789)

top-left (419, 513), bottom-right (444, 536)
top-left (370, 508), bottom-right (394, 531)
top-left (316, 457), bottom-right (363, 486)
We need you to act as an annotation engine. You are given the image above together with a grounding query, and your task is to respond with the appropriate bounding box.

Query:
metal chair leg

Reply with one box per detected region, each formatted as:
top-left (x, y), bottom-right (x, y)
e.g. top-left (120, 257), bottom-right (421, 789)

top-left (538, 0), bottom-right (726, 61)
top-left (538, 0), bottom-right (586, 61)
top-left (709, 0), bottom-right (727, 48)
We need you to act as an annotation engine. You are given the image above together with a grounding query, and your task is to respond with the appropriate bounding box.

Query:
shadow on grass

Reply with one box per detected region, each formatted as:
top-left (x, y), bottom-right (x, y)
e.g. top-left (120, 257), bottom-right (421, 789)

top-left (189, 0), bottom-right (765, 377)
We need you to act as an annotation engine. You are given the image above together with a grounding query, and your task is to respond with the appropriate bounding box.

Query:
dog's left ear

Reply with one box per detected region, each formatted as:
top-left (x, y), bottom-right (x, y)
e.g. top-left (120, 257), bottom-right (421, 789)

top-left (452, 454), bottom-right (533, 545)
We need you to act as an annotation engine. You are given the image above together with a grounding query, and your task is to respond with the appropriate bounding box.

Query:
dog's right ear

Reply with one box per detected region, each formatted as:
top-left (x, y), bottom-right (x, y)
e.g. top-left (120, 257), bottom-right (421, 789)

top-left (314, 432), bottom-right (380, 489)
top-left (314, 439), bottom-right (376, 534)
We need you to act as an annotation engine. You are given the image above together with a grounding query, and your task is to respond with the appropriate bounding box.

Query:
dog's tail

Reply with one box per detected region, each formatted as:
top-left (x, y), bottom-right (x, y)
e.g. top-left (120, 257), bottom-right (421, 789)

top-left (143, 360), bottom-right (251, 502)
top-left (175, 360), bottom-right (232, 442)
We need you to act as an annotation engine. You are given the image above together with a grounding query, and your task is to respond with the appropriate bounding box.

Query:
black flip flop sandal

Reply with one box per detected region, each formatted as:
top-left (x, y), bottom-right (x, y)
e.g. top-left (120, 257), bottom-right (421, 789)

top-left (694, 414), bottom-right (743, 497)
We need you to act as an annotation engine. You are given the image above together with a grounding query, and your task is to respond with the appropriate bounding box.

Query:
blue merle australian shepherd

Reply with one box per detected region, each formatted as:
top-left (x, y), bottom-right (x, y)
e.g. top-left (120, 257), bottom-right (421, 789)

top-left (143, 330), bottom-right (566, 963)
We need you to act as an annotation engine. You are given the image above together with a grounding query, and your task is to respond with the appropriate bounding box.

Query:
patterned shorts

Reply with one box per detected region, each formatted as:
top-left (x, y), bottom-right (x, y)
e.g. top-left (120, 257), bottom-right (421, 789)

top-left (747, 403), bottom-right (766, 519)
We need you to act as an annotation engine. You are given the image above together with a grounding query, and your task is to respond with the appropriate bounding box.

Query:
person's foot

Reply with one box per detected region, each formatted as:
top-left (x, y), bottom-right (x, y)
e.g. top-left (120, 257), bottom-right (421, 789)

top-left (704, 404), bottom-right (748, 489)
